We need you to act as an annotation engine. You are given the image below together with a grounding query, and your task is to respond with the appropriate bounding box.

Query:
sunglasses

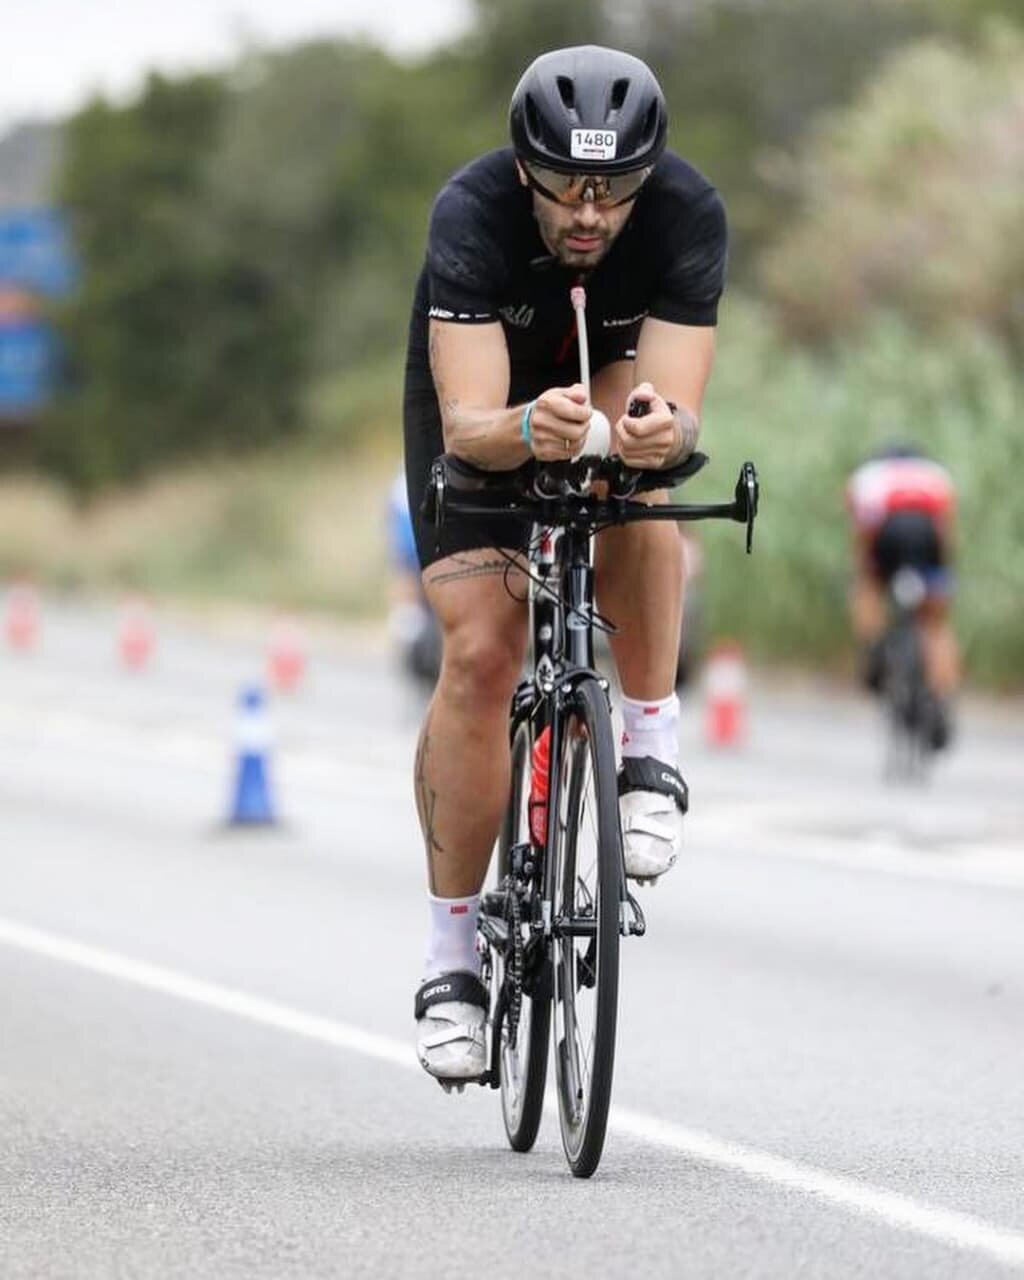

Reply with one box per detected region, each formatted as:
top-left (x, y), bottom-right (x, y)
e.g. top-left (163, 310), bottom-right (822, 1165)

top-left (522, 161), bottom-right (653, 208)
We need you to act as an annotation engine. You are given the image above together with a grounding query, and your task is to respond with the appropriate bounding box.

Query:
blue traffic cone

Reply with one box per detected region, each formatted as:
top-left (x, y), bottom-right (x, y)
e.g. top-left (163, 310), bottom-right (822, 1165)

top-left (227, 684), bottom-right (277, 826)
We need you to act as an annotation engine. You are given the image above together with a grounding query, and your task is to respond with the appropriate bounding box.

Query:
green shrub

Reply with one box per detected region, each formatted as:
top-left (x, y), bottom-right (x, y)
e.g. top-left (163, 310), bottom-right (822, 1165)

top-left (759, 24), bottom-right (1024, 354)
top-left (694, 299), bottom-right (1024, 685)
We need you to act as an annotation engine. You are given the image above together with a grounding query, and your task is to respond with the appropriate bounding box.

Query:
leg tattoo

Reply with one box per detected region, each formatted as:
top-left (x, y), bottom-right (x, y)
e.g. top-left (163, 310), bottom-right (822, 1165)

top-left (414, 709), bottom-right (445, 892)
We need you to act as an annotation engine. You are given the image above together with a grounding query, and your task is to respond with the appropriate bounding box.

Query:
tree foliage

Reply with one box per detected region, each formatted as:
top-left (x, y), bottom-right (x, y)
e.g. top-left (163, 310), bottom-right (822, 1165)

top-left (759, 24), bottom-right (1024, 353)
top-left (33, 0), bottom-right (1023, 490)
top-left (40, 72), bottom-right (305, 489)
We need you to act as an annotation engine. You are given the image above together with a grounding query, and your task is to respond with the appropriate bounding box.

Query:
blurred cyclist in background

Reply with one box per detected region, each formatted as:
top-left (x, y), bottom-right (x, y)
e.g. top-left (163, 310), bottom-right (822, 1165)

top-left (386, 472), bottom-right (441, 685)
top-left (846, 443), bottom-right (959, 748)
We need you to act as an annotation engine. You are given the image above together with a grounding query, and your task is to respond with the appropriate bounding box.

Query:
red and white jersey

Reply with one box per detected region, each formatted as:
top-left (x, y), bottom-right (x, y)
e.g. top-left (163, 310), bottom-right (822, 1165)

top-left (846, 457), bottom-right (955, 532)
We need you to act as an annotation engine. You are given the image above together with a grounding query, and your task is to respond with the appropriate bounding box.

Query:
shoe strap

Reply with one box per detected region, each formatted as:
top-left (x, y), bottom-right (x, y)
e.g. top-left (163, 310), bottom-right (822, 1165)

top-left (419, 1021), bottom-right (486, 1051)
top-left (618, 756), bottom-right (689, 815)
top-left (414, 971), bottom-right (488, 1020)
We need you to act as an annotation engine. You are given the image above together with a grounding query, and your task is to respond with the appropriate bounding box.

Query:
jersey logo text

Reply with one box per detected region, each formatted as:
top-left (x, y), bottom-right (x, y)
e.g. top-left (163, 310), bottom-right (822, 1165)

top-left (602, 311), bottom-right (648, 328)
top-left (499, 303), bottom-right (535, 328)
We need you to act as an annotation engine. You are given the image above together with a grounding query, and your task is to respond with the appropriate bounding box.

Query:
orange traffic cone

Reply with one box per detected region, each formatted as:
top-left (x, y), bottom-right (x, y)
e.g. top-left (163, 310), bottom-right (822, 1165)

top-left (703, 640), bottom-right (748, 747)
top-left (118, 596), bottom-right (156, 670)
top-left (4, 581), bottom-right (40, 652)
top-left (267, 617), bottom-right (307, 693)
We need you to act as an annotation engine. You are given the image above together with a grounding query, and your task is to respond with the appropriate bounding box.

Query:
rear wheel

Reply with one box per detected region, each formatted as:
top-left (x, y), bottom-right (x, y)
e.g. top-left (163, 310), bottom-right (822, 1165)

top-left (551, 677), bottom-right (621, 1178)
top-left (883, 620), bottom-right (928, 782)
top-left (494, 718), bottom-right (550, 1153)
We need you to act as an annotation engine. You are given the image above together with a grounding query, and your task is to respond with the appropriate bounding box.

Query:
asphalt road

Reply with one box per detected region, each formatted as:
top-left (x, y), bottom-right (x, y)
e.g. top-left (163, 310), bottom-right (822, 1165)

top-left (1, 597), bottom-right (1023, 1278)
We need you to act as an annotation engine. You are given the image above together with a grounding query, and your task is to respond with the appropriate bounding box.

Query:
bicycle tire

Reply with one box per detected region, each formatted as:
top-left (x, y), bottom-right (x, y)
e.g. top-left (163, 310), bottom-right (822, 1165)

top-left (495, 718), bottom-right (551, 1153)
top-left (883, 619), bottom-right (928, 782)
top-left (551, 676), bottom-right (621, 1178)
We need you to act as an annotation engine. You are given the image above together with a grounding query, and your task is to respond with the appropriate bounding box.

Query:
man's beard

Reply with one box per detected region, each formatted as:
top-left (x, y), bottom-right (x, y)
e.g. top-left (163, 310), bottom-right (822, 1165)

top-left (552, 230), bottom-right (610, 269)
top-left (534, 207), bottom-right (610, 269)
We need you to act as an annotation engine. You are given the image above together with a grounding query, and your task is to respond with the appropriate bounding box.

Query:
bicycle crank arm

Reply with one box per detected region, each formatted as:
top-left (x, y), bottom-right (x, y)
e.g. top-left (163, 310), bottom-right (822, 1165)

top-left (621, 891), bottom-right (647, 937)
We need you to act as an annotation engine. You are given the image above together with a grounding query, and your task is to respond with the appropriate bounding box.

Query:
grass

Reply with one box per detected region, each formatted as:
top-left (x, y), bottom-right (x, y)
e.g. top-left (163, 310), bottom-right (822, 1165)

top-left (0, 435), bottom-right (402, 618)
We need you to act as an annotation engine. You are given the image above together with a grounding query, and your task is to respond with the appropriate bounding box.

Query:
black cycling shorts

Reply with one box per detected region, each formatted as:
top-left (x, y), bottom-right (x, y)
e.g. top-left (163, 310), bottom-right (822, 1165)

top-left (870, 511), bottom-right (944, 584)
top-left (403, 384), bottom-right (533, 570)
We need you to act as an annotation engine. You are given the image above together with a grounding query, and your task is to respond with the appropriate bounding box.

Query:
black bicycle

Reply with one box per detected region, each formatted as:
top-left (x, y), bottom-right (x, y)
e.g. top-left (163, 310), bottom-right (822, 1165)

top-left (423, 447), bottom-right (759, 1176)
top-left (879, 567), bottom-right (936, 781)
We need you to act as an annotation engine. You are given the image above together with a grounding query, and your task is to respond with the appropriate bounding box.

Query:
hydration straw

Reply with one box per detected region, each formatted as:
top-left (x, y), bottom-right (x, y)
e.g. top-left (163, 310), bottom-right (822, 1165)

top-left (569, 284), bottom-right (611, 457)
top-left (570, 284), bottom-right (591, 399)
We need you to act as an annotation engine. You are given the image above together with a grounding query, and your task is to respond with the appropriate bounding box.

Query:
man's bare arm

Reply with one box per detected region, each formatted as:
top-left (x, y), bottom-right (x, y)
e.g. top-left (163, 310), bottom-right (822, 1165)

top-left (429, 319), bottom-right (530, 470)
top-left (429, 319), bottom-right (593, 467)
top-left (632, 318), bottom-right (717, 463)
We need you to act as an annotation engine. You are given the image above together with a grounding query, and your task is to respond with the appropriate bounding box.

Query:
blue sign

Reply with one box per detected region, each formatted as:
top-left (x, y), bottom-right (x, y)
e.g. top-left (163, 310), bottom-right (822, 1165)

top-left (0, 209), bottom-right (75, 298)
top-left (0, 317), bottom-right (57, 417)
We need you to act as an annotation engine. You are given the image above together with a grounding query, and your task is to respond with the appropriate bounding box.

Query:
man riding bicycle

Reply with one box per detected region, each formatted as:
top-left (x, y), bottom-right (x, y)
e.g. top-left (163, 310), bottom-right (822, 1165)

top-left (405, 46), bottom-right (727, 1083)
top-left (846, 443), bottom-right (960, 749)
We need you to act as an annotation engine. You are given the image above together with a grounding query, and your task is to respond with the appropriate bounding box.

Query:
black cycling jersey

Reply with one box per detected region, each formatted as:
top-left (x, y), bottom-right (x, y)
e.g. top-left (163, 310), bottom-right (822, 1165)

top-left (403, 145), bottom-right (728, 566)
top-left (405, 145), bottom-right (726, 402)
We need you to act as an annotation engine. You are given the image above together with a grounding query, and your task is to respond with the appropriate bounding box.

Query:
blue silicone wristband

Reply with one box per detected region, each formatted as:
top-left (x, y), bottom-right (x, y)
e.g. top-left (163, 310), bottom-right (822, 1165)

top-left (520, 399), bottom-right (536, 444)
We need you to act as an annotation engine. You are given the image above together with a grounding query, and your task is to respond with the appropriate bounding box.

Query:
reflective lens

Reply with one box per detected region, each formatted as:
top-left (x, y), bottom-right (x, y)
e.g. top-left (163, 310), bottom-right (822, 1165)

top-left (522, 162), bottom-right (652, 207)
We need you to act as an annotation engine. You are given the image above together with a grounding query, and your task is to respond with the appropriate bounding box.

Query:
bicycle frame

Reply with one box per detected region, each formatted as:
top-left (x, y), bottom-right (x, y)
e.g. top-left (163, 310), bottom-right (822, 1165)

top-left (522, 516), bottom-right (644, 947)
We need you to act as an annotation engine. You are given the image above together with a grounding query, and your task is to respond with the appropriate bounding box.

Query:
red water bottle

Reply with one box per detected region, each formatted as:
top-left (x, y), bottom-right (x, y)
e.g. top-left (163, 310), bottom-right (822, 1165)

top-left (529, 727), bottom-right (551, 846)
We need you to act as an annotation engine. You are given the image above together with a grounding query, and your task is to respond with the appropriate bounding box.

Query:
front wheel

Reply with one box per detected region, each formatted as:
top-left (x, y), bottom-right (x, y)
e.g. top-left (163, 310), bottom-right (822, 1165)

top-left (551, 677), bottom-right (622, 1178)
top-left (495, 718), bottom-right (551, 1153)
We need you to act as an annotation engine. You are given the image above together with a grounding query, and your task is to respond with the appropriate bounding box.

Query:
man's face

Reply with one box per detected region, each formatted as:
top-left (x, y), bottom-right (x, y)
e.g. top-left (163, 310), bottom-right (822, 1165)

top-left (518, 163), bottom-right (637, 269)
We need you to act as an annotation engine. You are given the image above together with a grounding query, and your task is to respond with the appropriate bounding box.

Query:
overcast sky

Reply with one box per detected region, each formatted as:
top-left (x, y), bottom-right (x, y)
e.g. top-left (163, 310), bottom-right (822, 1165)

top-left (2, 0), bottom-right (471, 133)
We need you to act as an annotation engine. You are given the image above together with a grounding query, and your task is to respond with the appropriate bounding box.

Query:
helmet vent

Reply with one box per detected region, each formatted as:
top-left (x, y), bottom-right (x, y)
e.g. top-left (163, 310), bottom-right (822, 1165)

top-left (525, 94), bottom-right (542, 141)
top-left (555, 76), bottom-right (576, 110)
top-left (642, 100), bottom-right (659, 141)
top-left (609, 78), bottom-right (629, 113)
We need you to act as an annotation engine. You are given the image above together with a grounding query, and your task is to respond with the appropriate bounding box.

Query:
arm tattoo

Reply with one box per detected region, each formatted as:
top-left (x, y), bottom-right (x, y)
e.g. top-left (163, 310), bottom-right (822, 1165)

top-left (670, 406), bottom-right (700, 463)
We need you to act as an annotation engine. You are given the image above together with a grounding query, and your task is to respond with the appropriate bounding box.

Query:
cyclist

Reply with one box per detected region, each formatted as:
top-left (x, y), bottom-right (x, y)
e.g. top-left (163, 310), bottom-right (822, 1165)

top-left (405, 46), bottom-right (726, 1082)
top-left (846, 443), bottom-right (959, 748)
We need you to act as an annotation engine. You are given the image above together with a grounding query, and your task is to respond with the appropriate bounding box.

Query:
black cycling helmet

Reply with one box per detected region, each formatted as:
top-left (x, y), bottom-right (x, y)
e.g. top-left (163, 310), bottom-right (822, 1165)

top-left (509, 45), bottom-right (668, 177)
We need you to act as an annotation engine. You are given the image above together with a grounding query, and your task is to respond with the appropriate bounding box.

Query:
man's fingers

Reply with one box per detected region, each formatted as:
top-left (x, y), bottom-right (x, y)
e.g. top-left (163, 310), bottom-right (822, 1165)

top-left (537, 399), bottom-right (590, 427)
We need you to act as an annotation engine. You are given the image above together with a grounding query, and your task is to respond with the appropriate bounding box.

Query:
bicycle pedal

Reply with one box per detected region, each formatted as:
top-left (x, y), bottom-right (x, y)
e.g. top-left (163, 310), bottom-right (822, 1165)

top-left (437, 1080), bottom-right (467, 1095)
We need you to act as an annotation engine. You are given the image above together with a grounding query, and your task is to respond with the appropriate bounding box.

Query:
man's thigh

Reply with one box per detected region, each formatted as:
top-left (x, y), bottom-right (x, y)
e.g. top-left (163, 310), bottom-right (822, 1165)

top-left (423, 549), bottom-right (529, 638)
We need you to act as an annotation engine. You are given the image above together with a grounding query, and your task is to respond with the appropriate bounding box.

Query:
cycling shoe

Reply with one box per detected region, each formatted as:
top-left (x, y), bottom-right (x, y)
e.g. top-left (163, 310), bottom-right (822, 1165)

top-left (618, 756), bottom-right (689, 883)
top-left (414, 970), bottom-right (487, 1084)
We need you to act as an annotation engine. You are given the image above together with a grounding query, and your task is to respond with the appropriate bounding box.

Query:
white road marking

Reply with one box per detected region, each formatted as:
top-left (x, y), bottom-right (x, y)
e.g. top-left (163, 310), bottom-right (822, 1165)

top-left (3, 915), bottom-right (1024, 1270)
top-left (692, 819), bottom-right (1024, 891)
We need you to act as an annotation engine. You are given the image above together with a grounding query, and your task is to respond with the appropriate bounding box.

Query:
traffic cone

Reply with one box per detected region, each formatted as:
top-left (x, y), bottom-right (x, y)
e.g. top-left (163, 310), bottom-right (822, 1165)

top-left (118, 596), bottom-right (156, 671)
top-left (703, 640), bottom-right (748, 747)
top-left (227, 685), bottom-right (278, 826)
top-left (267, 616), bottom-right (307, 694)
top-left (4, 581), bottom-right (40, 652)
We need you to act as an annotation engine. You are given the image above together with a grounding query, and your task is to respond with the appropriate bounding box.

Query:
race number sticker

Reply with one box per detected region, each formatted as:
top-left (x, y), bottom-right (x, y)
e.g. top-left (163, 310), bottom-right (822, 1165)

top-left (570, 129), bottom-right (617, 161)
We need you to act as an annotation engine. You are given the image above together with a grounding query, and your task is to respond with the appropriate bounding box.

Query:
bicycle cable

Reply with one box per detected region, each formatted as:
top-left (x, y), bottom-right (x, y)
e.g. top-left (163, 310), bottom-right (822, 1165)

top-left (492, 540), bottom-right (618, 640)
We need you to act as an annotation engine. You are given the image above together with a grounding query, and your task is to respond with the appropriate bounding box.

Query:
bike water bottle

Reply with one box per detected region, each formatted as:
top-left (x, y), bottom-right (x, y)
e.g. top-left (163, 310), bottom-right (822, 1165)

top-left (529, 727), bottom-right (551, 846)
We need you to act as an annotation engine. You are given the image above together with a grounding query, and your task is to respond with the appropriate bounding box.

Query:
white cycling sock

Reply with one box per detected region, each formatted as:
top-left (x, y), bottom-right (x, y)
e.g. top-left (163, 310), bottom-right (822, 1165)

top-left (423, 892), bottom-right (481, 982)
top-left (621, 693), bottom-right (680, 766)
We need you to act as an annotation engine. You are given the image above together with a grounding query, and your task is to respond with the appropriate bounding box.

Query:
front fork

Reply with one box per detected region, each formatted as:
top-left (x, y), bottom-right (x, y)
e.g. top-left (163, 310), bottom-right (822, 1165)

top-left (539, 673), bottom-right (647, 942)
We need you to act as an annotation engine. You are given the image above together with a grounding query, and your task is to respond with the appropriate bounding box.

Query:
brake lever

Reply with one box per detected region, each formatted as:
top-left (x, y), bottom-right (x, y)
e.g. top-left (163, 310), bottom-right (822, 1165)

top-left (732, 460), bottom-right (759, 553)
top-left (422, 455), bottom-right (445, 529)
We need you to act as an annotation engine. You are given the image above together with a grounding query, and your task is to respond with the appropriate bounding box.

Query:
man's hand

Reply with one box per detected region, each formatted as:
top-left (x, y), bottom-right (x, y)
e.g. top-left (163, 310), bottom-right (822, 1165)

top-left (613, 382), bottom-right (684, 470)
top-left (528, 384), bottom-right (592, 461)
